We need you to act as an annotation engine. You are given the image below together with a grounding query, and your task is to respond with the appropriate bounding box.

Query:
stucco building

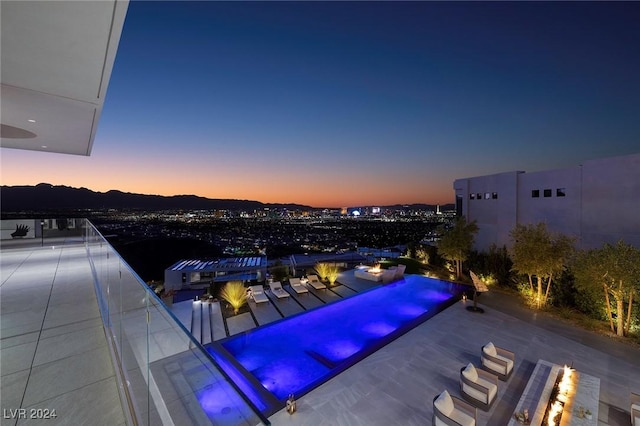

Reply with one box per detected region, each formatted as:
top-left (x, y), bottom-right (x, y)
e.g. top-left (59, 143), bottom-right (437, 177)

top-left (454, 153), bottom-right (640, 251)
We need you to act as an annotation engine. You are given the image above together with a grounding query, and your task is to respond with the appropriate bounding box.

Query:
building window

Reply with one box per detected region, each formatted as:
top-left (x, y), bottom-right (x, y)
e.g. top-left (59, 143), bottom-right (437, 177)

top-left (532, 190), bottom-right (540, 198)
top-left (544, 189), bottom-right (552, 197)
top-left (477, 193), bottom-right (482, 200)
top-left (470, 193), bottom-right (475, 200)
top-left (492, 192), bottom-right (498, 199)
top-left (484, 192), bottom-right (491, 199)
top-left (557, 188), bottom-right (566, 197)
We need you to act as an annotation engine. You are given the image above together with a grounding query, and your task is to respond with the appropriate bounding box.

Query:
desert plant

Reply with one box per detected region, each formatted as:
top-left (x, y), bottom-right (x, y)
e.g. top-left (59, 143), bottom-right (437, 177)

top-left (316, 262), bottom-right (339, 285)
top-left (220, 281), bottom-right (247, 314)
top-left (315, 262), bottom-right (331, 280)
top-left (326, 266), bottom-right (340, 286)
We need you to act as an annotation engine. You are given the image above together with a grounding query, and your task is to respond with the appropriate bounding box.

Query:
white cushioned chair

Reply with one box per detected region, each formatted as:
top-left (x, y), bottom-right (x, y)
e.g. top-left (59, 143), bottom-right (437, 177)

top-left (307, 274), bottom-right (327, 289)
top-left (632, 392), bottom-right (640, 426)
top-left (289, 277), bottom-right (308, 294)
top-left (249, 285), bottom-right (268, 304)
top-left (459, 363), bottom-right (498, 411)
top-left (269, 281), bottom-right (290, 298)
top-left (481, 342), bottom-right (515, 381)
top-left (433, 389), bottom-right (476, 426)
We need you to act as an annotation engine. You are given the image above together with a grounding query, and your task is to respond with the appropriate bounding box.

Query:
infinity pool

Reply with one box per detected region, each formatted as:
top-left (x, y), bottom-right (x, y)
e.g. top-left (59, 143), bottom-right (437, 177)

top-left (206, 275), bottom-right (463, 414)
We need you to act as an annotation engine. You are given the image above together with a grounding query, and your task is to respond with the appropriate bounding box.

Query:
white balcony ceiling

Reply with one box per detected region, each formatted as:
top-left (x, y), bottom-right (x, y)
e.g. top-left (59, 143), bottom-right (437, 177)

top-left (1, 0), bottom-right (129, 156)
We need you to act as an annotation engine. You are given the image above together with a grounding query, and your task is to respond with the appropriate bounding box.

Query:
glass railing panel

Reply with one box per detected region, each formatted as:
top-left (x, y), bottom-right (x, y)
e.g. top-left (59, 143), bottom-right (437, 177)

top-left (83, 220), bottom-right (267, 426)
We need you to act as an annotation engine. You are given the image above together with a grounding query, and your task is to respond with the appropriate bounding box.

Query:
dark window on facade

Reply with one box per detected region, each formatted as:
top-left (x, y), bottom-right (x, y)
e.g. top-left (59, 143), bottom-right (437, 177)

top-left (456, 196), bottom-right (463, 216)
top-left (557, 188), bottom-right (566, 197)
top-left (470, 193), bottom-right (476, 200)
top-left (532, 190), bottom-right (540, 198)
top-left (492, 192), bottom-right (498, 199)
top-left (477, 193), bottom-right (482, 200)
top-left (544, 189), bottom-right (552, 197)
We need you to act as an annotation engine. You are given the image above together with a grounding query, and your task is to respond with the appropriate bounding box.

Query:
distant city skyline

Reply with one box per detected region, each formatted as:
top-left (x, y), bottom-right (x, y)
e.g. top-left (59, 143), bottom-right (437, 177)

top-left (2, 2), bottom-right (639, 207)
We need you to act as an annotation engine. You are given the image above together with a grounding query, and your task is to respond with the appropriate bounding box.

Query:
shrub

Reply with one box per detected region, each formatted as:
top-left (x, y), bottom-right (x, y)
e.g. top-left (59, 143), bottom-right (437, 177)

top-left (316, 262), bottom-right (340, 285)
top-left (315, 262), bottom-right (332, 280)
top-left (220, 281), bottom-right (247, 314)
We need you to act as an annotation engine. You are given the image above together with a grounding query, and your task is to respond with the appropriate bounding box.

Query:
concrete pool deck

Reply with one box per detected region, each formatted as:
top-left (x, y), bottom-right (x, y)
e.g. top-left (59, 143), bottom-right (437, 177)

top-left (266, 283), bottom-right (640, 426)
top-left (173, 271), bottom-right (639, 425)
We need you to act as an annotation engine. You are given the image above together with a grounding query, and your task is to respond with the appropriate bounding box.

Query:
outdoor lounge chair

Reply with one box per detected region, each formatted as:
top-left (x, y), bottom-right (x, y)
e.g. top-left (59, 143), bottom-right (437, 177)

top-left (394, 264), bottom-right (406, 279)
top-left (249, 285), bottom-right (268, 304)
top-left (269, 281), bottom-right (290, 298)
top-left (381, 268), bottom-right (396, 283)
top-left (481, 342), bottom-right (515, 381)
top-left (289, 277), bottom-right (308, 294)
top-left (433, 389), bottom-right (476, 426)
top-left (459, 363), bottom-right (498, 411)
top-left (631, 392), bottom-right (640, 426)
top-left (306, 274), bottom-right (326, 290)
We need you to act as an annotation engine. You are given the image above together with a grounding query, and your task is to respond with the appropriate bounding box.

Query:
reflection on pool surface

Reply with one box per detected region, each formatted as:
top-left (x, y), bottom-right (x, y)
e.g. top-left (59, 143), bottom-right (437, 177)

top-left (206, 275), bottom-right (463, 412)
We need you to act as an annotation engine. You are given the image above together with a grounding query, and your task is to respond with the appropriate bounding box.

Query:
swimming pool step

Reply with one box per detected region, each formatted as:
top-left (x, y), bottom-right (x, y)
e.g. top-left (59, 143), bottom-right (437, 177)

top-left (190, 301), bottom-right (226, 346)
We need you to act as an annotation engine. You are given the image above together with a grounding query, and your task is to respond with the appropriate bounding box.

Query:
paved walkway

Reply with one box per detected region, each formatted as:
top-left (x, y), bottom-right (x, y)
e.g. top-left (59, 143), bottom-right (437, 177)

top-left (1, 240), bottom-right (126, 426)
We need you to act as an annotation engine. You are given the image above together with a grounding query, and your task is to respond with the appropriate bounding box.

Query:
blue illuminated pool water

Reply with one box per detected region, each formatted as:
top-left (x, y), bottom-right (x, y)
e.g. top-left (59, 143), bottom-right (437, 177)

top-left (206, 275), bottom-right (463, 414)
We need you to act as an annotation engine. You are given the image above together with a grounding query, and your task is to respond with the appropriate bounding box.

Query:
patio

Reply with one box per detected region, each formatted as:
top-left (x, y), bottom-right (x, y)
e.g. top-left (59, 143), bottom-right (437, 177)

top-left (266, 284), bottom-right (639, 425)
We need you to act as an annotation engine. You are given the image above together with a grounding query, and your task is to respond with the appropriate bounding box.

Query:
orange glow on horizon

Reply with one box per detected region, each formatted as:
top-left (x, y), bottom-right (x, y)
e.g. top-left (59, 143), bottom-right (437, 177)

top-left (1, 149), bottom-right (455, 208)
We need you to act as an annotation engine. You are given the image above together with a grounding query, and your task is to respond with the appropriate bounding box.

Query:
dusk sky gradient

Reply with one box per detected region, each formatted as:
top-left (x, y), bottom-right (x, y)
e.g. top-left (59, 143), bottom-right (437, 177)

top-left (2, 2), bottom-right (639, 207)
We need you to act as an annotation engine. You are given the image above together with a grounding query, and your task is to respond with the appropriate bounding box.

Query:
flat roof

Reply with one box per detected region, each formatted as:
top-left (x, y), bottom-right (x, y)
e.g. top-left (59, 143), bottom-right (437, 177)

top-left (167, 256), bottom-right (267, 272)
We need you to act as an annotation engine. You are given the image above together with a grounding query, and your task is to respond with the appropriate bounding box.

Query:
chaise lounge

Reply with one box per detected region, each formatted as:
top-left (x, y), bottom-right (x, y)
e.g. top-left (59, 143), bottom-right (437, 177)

top-left (459, 363), bottom-right (498, 411)
top-left (269, 281), bottom-right (290, 298)
top-left (393, 263), bottom-right (406, 279)
top-left (306, 274), bottom-right (326, 290)
top-left (289, 277), bottom-right (308, 294)
top-left (249, 285), bottom-right (269, 304)
top-left (433, 389), bottom-right (477, 426)
top-left (481, 342), bottom-right (515, 381)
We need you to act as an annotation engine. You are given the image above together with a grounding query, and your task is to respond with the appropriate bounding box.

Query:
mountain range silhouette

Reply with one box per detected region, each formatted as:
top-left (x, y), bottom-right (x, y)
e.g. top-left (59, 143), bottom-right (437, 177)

top-left (0, 183), bottom-right (453, 213)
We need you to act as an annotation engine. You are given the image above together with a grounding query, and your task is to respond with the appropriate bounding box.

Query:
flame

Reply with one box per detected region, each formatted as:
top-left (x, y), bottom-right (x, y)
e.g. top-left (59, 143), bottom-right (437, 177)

top-left (368, 264), bottom-right (382, 273)
top-left (547, 400), bottom-right (563, 425)
top-left (547, 366), bottom-right (575, 425)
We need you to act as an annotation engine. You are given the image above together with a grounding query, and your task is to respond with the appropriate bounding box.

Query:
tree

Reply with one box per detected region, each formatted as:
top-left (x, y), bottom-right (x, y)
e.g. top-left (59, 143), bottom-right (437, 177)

top-left (572, 241), bottom-right (640, 337)
top-left (510, 223), bottom-right (574, 309)
top-left (270, 260), bottom-right (289, 282)
top-left (437, 216), bottom-right (478, 279)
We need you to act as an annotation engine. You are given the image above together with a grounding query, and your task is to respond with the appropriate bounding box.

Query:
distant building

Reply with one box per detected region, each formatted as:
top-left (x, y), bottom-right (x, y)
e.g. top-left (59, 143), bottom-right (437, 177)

top-left (454, 153), bottom-right (640, 251)
top-left (164, 256), bottom-right (267, 291)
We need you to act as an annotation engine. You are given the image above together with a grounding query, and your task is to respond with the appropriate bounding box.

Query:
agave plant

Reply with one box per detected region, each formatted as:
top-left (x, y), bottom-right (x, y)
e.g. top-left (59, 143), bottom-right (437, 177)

top-left (220, 281), bottom-right (247, 314)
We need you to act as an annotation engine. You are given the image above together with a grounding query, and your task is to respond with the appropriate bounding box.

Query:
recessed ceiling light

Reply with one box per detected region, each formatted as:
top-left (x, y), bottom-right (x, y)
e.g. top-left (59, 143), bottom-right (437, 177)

top-left (41, 145), bottom-right (48, 149)
top-left (28, 119), bottom-right (36, 123)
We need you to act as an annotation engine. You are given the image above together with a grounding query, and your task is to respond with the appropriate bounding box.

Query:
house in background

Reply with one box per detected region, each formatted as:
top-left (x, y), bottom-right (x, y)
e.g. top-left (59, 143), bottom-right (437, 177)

top-left (164, 256), bottom-right (268, 291)
top-left (454, 152), bottom-right (640, 251)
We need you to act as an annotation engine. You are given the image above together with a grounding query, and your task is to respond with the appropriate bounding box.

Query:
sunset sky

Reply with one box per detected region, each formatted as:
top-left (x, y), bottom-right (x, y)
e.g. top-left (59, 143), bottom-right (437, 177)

top-left (2, 2), bottom-right (639, 208)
